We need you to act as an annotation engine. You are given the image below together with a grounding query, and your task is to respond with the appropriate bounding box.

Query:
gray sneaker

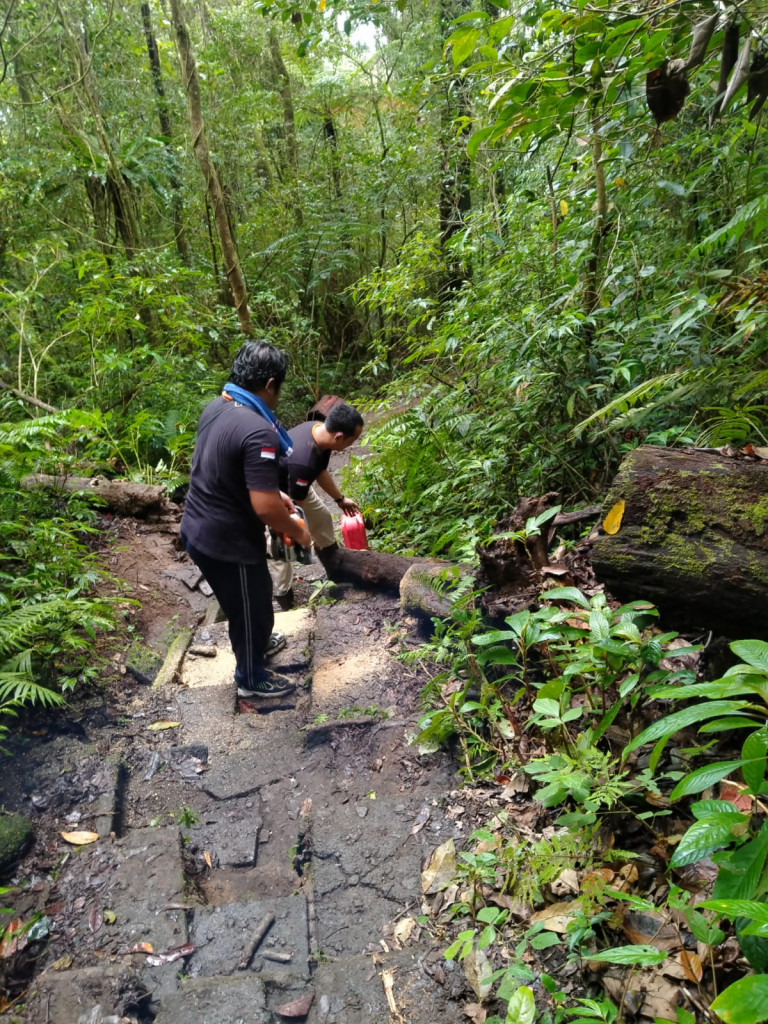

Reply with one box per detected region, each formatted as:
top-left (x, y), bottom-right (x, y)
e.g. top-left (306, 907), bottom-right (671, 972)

top-left (237, 672), bottom-right (296, 698)
top-left (266, 632), bottom-right (287, 657)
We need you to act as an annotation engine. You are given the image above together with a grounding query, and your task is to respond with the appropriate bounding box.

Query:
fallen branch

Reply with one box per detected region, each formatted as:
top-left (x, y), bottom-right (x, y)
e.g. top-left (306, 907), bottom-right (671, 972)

top-left (236, 911), bottom-right (275, 970)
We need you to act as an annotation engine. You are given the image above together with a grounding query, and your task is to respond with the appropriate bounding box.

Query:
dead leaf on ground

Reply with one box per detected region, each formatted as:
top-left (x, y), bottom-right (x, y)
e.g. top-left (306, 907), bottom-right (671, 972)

top-left (464, 945), bottom-right (493, 1000)
top-left (550, 869), bottom-right (579, 896)
top-left (393, 917), bottom-right (416, 945)
top-left (464, 1002), bottom-right (487, 1022)
top-left (680, 950), bottom-right (703, 982)
top-left (411, 806), bottom-right (430, 834)
top-left (88, 906), bottom-right (103, 934)
top-left (203, 851), bottom-right (212, 869)
top-left (719, 781), bottom-right (754, 814)
top-left (147, 720), bottom-right (180, 731)
top-left (530, 900), bottom-right (582, 933)
top-left (602, 500), bottom-right (625, 535)
top-left (421, 839), bottom-right (456, 894)
top-left (51, 954), bottom-right (73, 971)
top-left (620, 909), bottom-right (680, 951)
top-left (60, 830), bottom-right (99, 846)
top-left (276, 992), bottom-right (314, 1017)
top-left (0, 920), bottom-right (26, 958)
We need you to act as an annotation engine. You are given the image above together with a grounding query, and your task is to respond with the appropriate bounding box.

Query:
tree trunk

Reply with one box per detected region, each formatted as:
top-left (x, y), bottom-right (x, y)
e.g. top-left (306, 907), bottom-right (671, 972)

top-left (268, 27), bottom-right (302, 227)
top-left (21, 474), bottom-right (166, 516)
top-left (141, 1), bottom-right (190, 263)
top-left (169, 0), bottom-right (252, 334)
top-left (319, 546), bottom-right (435, 594)
top-left (591, 446), bottom-right (768, 640)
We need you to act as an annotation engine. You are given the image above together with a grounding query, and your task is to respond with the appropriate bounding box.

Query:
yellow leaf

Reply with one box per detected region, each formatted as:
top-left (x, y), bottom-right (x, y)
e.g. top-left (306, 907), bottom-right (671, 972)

top-left (147, 720), bottom-right (180, 731)
top-left (103, 910), bottom-right (117, 924)
top-left (602, 500), bottom-right (625, 535)
top-left (318, 0), bottom-right (326, 8)
top-left (203, 851), bottom-right (212, 868)
top-left (559, 199), bottom-right (568, 217)
top-left (60, 830), bottom-right (99, 846)
top-left (614, 177), bottom-right (627, 187)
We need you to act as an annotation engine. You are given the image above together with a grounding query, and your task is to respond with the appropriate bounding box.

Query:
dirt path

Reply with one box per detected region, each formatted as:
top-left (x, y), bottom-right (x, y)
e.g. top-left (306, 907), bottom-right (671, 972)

top-left (0, 486), bottom-right (470, 1022)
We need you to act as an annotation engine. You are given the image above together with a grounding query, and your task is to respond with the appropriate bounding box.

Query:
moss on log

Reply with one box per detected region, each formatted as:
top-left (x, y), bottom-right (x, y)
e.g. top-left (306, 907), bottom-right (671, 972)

top-left (591, 446), bottom-right (768, 638)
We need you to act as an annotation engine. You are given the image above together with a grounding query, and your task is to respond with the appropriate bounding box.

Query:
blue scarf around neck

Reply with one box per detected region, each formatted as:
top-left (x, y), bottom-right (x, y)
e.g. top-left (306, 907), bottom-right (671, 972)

top-left (222, 382), bottom-right (293, 456)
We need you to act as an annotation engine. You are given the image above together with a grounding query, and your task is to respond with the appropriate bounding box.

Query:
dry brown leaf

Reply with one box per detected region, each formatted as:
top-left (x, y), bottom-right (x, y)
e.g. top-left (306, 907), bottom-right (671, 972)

top-left (421, 839), bottom-right (456, 894)
top-left (393, 917), bottom-right (416, 945)
top-left (88, 906), bottom-right (103, 934)
top-left (680, 950), bottom-right (703, 983)
top-left (0, 920), bottom-right (25, 959)
top-left (276, 993), bottom-right (314, 1017)
top-left (60, 830), bottom-right (99, 846)
top-left (550, 869), bottom-right (579, 896)
top-left (464, 1002), bottom-right (487, 1022)
top-left (463, 946), bottom-right (493, 1000)
top-left (52, 954), bottom-right (73, 971)
top-left (620, 910), bottom-right (680, 952)
top-left (203, 851), bottom-right (212, 869)
top-left (530, 901), bottom-right (582, 933)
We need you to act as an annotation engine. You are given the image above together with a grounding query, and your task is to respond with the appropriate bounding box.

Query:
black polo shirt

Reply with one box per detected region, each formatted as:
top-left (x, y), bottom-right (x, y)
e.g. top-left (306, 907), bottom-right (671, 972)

top-left (279, 421), bottom-right (331, 502)
top-left (180, 397), bottom-right (281, 562)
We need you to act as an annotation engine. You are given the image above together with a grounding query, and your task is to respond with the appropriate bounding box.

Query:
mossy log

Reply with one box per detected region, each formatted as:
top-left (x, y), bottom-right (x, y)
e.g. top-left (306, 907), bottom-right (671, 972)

top-left (21, 474), bottom-right (165, 516)
top-left (591, 446), bottom-right (768, 639)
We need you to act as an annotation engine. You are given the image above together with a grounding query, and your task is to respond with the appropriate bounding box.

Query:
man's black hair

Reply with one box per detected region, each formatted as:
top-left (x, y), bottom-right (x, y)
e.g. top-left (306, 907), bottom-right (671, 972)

top-left (229, 341), bottom-right (289, 393)
top-left (325, 402), bottom-right (363, 437)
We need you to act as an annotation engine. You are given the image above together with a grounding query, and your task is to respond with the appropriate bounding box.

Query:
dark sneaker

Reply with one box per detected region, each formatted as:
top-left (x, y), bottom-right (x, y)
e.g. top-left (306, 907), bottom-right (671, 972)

top-left (266, 632), bottom-right (287, 657)
top-left (275, 589), bottom-right (294, 611)
top-left (237, 672), bottom-right (296, 699)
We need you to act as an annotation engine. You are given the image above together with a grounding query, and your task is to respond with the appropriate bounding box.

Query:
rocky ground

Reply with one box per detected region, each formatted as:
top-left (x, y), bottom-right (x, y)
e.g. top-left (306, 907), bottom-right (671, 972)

top-left (0, 448), bottom-right (481, 1023)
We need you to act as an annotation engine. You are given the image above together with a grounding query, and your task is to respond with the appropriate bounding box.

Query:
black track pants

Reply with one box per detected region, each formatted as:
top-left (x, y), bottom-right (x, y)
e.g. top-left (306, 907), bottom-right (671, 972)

top-left (181, 535), bottom-right (274, 686)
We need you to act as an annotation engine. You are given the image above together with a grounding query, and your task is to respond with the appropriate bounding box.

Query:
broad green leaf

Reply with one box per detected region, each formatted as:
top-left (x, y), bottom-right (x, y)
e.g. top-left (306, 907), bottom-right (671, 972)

top-left (506, 985), bottom-right (536, 1024)
top-left (670, 813), bottom-right (748, 868)
top-left (449, 27), bottom-right (479, 66)
top-left (710, 975), bottom-right (768, 1024)
top-left (743, 728), bottom-right (768, 794)
top-left (588, 945), bottom-right (668, 966)
top-left (691, 800), bottom-right (741, 819)
top-left (731, 640), bottom-right (768, 674)
top-left (625, 703), bottom-right (752, 755)
top-left (669, 760), bottom-right (746, 801)
top-left (541, 587), bottom-right (591, 609)
top-left (713, 822), bottom-right (768, 900)
top-left (700, 900), bottom-right (768, 925)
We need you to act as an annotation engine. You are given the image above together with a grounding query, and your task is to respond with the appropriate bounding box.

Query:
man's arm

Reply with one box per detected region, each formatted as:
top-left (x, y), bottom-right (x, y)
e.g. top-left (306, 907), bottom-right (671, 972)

top-left (315, 469), bottom-right (360, 515)
top-left (250, 490), bottom-right (311, 547)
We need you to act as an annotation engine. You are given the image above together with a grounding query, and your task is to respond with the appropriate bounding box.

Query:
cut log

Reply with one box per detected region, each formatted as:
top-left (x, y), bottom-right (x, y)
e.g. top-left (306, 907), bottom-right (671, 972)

top-left (591, 446), bottom-right (768, 639)
top-left (21, 474), bottom-right (165, 516)
top-left (318, 546), bottom-right (442, 594)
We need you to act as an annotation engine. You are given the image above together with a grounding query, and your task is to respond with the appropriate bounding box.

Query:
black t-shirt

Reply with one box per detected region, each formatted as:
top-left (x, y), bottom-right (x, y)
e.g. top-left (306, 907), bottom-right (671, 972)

top-left (180, 397), bottom-right (281, 562)
top-left (279, 421), bottom-right (331, 501)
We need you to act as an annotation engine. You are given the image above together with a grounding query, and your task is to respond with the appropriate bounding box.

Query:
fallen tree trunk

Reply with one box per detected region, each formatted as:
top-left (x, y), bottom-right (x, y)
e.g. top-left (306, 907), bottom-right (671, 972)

top-left (21, 474), bottom-right (165, 517)
top-left (319, 546), bottom-right (440, 595)
top-left (591, 446), bottom-right (768, 639)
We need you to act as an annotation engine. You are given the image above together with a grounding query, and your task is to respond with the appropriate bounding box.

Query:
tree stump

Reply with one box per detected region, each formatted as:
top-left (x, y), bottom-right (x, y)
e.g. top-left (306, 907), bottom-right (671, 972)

top-left (591, 446), bottom-right (768, 639)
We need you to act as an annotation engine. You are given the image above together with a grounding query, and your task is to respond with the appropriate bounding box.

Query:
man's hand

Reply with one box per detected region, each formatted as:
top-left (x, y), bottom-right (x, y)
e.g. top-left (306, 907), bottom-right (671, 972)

top-left (338, 497), bottom-right (360, 516)
top-left (250, 490), bottom-right (311, 547)
top-left (280, 491), bottom-right (297, 514)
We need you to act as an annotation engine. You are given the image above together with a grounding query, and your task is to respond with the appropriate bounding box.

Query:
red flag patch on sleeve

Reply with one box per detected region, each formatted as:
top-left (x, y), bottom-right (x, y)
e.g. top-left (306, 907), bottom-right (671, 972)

top-left (261, 447), bottom-right (276, 460)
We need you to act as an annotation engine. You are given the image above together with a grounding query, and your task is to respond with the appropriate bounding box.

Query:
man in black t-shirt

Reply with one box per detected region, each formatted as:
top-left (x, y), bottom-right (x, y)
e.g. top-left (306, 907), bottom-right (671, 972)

top-left (270, 403), bottom-right (363, 609)
top-left (180, 342), bottom-right (311, 698)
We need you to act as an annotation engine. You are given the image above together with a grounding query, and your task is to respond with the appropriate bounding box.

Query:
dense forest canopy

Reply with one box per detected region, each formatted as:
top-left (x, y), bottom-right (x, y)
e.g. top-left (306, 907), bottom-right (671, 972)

top-left (1, 0), bottom-right (768, 699)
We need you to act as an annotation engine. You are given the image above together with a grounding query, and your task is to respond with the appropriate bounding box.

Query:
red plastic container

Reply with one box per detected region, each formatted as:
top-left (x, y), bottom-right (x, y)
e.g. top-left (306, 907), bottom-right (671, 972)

top-left (341, 513), bottom-right (369, 550)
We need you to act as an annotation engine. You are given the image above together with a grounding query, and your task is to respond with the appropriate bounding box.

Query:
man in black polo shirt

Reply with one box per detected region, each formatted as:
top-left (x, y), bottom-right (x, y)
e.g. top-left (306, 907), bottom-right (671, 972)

top-left (180, 342), bottom-right (311, 698)
top-left (271, 403), bottom-right (364, 609)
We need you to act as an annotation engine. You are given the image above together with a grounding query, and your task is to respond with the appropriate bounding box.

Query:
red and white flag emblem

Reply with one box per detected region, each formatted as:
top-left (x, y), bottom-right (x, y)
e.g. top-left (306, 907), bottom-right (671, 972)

top-left (297, 478), bottom-right (309, 487)
top-left (261, 447), bottom-right (276, 460)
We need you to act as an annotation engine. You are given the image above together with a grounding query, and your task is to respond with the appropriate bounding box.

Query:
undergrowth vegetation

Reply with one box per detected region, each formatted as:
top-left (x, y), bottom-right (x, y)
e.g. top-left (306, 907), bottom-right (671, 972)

top-left (410, 575), bottom-right (768, 1023)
